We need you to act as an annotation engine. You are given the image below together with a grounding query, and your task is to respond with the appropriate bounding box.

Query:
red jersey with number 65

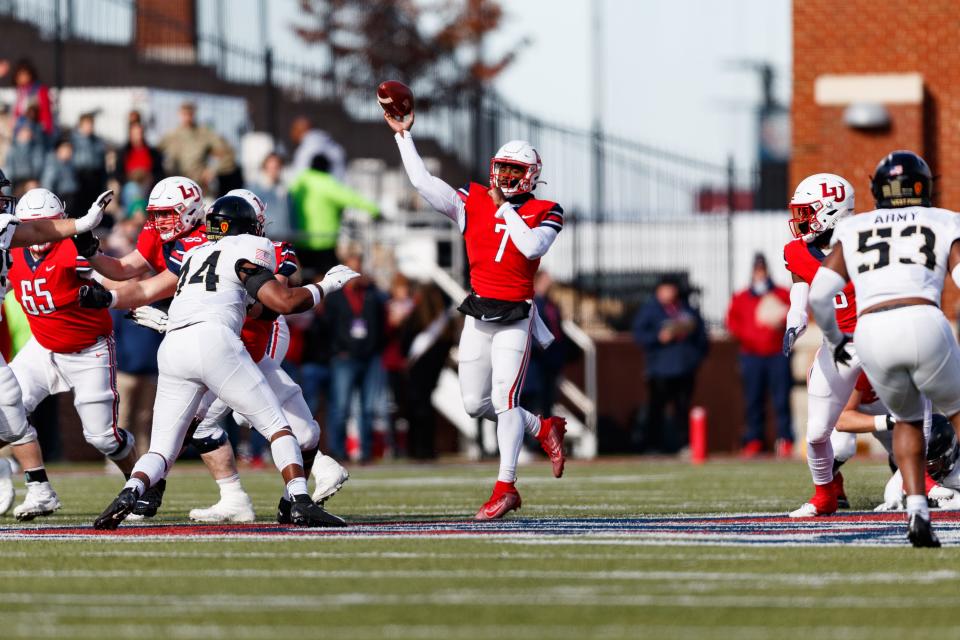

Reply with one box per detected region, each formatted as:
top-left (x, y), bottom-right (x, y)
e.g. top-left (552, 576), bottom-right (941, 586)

top-left (8, 240), bottom-right (112, 352)
top-left (461, 182), bottom-right (563, 302)
top-left (240, 241), bottom-right (299, 361)
top-left (783, 238), bottom-right (858, 332)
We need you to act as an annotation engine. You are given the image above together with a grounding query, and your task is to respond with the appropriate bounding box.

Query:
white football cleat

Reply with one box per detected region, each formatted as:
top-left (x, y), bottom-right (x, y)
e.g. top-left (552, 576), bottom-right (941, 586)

top-left (189, 495), bottom-right (256, 523)
top-left (0, 458), bottom-right (14, 515)
top-left (312, 455), bottom-right (349, 504)
top-left (788, 503), bottom-right (820, 518)
top-left (13, 482), bottom-right (61, 521)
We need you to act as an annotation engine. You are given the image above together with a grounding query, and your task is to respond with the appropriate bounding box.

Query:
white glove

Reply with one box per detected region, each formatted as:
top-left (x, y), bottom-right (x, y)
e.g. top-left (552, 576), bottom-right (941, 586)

top-left (319, 264), bottom-right (361, 297)
top-left (782, 324), bottom-right (806, 356)
top-left (74, 190), bottom-right (113, 234)
top-left (130, 306), bottom-right (168, 333)
top-left (0, 214), bottom-right (20, 251)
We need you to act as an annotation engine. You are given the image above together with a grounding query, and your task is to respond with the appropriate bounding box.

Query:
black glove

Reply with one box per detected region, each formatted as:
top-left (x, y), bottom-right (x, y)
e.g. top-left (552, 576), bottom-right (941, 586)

top-left (78, 281), bottom-right (115, 309)
top-left (72, 232), bottom-right (100, 258)
top-left (832, 334), bottom-right (854, 367)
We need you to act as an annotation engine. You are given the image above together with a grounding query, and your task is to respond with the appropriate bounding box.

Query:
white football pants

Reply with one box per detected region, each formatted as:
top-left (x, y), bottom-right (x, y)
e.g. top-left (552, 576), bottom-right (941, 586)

top-left (0, 351), bottom-right (34, 446)
top-left (457, 314), bottom-right (534, 419)
top-left (855, 305), bottom-right (960, 422)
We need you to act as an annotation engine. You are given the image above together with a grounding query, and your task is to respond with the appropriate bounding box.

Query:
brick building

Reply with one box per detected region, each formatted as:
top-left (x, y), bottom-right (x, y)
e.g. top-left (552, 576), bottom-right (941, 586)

top-left (793, 0), bottom-right (960, 313)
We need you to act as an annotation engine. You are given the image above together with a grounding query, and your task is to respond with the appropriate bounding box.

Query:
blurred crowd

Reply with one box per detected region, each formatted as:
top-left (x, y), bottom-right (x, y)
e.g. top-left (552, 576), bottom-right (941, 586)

top-left (0, 58), bottom-right (571, 464)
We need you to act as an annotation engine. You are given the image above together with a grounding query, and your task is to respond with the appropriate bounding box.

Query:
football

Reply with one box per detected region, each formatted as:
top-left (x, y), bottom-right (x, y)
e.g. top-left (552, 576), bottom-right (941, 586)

top-left (377, 80), bottom-right (414, 121)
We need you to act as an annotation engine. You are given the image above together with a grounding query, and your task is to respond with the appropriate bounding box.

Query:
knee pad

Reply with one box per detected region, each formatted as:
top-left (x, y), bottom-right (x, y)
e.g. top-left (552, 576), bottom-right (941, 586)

top-left (86, 428), bottom-right (133, 459)
top-left (106, 429), bottom-right (135, 461)
top-left (462, 392), bottom-right (492, 420)
top-left (290, 418), bottom-right (320, 451)
top-left (190, 427), bottom-right (228, 454)
top-left (830, 430), bottom-right (857, 464)
top-left (8, 423), bottom-right (37, 447)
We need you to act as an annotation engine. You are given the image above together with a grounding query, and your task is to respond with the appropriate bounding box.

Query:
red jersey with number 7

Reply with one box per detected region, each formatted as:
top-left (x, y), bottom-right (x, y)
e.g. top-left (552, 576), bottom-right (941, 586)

top-left (461, 182), bottom-right (563, 302)
top-left (783, 238), bottom-right (858, 332)
top-left (8, 240), bottom-right (113, 352)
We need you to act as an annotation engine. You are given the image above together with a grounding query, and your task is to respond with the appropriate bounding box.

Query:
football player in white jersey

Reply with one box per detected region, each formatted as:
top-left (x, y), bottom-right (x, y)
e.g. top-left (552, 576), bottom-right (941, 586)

top-left (809, 150), bottom-right (960, 547)
top-left (93, 195), bottom-right (359, 529)
top-left (0, 170), bottom-right (111, 518)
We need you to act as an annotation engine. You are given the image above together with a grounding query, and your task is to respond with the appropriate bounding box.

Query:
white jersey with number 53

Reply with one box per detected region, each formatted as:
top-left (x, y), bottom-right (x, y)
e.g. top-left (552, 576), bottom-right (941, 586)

top-left (168, 234), bottom-right (277, 334)
top-left (835, 206), bottom-right (960, 312)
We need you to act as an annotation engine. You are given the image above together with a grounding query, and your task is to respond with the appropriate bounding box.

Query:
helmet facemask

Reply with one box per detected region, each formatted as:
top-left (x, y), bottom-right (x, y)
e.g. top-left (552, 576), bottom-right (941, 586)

top-left (147, 206), bottom-right (189, 243)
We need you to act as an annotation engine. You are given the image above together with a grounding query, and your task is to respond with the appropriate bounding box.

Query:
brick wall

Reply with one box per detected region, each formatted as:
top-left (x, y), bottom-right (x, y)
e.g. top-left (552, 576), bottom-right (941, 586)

top-left (793, 0), bottom-right (960, 314)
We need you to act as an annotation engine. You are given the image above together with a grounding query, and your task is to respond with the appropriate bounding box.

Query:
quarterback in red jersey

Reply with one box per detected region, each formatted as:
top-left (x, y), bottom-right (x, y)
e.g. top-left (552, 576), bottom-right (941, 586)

top-left (5, 188), bottom-right (137, 518)
top-left (781, 173), bottom-right (861, 517)
top-left (388, 109), bottom-right (567, 519)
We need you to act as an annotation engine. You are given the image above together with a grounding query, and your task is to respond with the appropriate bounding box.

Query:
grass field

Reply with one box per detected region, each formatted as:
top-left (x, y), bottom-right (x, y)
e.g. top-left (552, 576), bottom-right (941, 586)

top-left (0, 457), bottom-right (956, 640)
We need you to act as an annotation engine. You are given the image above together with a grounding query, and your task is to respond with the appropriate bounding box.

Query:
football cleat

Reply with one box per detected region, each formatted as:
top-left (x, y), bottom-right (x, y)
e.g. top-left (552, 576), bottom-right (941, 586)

top-left (276, 497), bottom-right (292, 525)
top-left (311, 455), bottom-right (349, 505)
top-left (189, 494), bottom-right (256, 523)
top-left (835, 472), bottom-right (850, 509)
top-left (93, 488), bottom-right (138, 530)
top-left (13, 481), bottom-right (61, 521)
top-left (537, 416), bottom-right (567, 478)
top-left (289, 494), bottom-right (347, 527)
top-left (789, 479), bottom-right (838, 518)
top-left (475, 481), bottom-right (522, 520)
top-left (131, 478), bottom-right (166, 518)
top-left (0, 458), bottom-right (14, 515)
top-left (907, 513), bottom-right (941, 548)
top-left (740, 439), bottom-right (764, 459)
top-left (775, 438), bottom-right (794, 459)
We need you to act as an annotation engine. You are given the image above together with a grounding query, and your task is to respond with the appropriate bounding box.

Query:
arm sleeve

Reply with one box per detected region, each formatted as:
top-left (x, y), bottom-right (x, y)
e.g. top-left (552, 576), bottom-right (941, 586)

top-left (394, 132), bottom-right (465, 231)
top-left (809, 268), bottom-right (847, 345)
top-left (325, 179), bottom-right (380, 216)
top-left (786, 281), bottom-right (810, 329)
top-left (500, 204), bottom-right (558, 259)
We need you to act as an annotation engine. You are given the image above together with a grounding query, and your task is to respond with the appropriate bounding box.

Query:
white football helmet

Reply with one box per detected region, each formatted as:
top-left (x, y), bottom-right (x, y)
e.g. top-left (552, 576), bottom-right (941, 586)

top-left (15, 188), bottom-right (65, 253)
top-left (788, 173), bottom-right (855, 243)
top-left (146, 176), bottom-right (204, 242)
top-left (226, 188), bottom-right (266, 236)
top-left (489, 140), bottom-right (542, 197)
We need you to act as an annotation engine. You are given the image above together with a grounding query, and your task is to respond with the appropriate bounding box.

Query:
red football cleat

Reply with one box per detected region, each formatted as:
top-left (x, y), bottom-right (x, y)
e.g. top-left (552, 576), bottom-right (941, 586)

top-left (475, 481), bottom-right (522, 520)
top-left (925, 471), bottom-right (938, 495)
top-left (740, 439), bottom-right (764, 459)
top-left (789, 480), bottom-right (838, 517)
top-left (537, 416), bottom-right (567, 478)
top-left (834, 472), bottom-right (849, 509)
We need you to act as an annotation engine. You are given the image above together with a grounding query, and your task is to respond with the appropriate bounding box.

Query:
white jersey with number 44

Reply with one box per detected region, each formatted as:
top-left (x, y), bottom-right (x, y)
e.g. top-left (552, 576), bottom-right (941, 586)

top-left (835, 206), bottom-right (960, 312)
top-left (168, 234), bottom-right (277, 334)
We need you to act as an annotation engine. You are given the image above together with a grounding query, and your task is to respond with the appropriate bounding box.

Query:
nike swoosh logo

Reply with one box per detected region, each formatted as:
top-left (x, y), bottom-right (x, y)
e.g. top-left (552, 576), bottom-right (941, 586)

top-left (45, 265), bottom-right (55, 271)
top-left (480, 315), bottom-right (502, 322)
top-left (521, 215), bottom-right (535, 219)
top-left (483, 501), bottom-right (504, 518)
top-left (94, 353), bottom-right (105, 357)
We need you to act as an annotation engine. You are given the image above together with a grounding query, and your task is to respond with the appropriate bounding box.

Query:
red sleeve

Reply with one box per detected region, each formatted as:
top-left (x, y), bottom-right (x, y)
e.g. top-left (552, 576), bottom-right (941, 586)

top-left (135, 226), bottom-right (167, 274)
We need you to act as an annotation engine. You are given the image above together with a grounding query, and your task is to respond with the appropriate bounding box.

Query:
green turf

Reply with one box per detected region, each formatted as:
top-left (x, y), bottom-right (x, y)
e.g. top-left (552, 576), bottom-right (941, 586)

top-left (0, 458), bottom-right (951, 640)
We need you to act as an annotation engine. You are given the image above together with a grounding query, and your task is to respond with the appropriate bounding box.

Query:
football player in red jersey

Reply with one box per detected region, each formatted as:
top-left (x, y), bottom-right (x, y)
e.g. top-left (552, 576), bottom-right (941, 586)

top-left (386, 109), bottom-right (567, 519)
top-left (0, 171), bottom-right (111, 520)
top-left (781, 173), bottom-right (860, 517)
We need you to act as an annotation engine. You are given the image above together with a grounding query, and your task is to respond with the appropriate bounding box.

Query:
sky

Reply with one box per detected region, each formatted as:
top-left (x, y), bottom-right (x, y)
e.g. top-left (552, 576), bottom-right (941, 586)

top-left (487, 0), bottom-right (792, 170)
top-left (205, 0), bottom-right (791, 171)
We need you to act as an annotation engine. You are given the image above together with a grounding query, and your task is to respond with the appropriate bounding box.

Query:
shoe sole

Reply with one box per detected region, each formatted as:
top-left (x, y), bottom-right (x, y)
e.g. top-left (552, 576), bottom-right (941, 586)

top-left (312, 473), bottom-right (349, 505)
top-left (189, 511), bottom-right (256, 523)
top-left (14, 505), bottom-right (61, 522)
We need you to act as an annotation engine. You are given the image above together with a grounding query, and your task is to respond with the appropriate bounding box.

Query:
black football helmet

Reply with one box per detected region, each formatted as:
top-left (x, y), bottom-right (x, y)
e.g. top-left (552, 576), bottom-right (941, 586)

top-left (870, 150), bottom-right (933, 208)
top-left (0, 169), bottom-right (15, 216)
top-left (205, 195), bottom-right (260, 241)
top-left (926, 414), bottom-right (959, 482)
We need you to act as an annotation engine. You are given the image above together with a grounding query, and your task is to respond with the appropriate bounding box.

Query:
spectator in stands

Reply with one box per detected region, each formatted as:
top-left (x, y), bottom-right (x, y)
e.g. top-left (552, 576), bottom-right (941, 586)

top-left (0, 103), bottom-right (12, 169)
top-left (400, 283), bottom-right (453, 460)
top-left (41, 136), bottom-right (78, 212)
top-left (323, 246), bottom-right (386, 462)
top-left (288, 153), bottom-right (380, 275)
top-left (726, 253), bottom-right (794, 458)
top-left (71, 112), bottom-right (108, 211)
top-left (6, 119), bottom-right (45, 191)
top-left (116, 121), bottom-right (164, 219)
top-left (632, 276), bottom-right (708, 455)
top-left (111, 306), bottom-right (163, 456)
top-left (0, 59), bottom-right (54, 137)
top-left (158, 101), bottom-right (242, 196)
top-left (248, 151), bottom-right (292, 241)
top-left (289, 117), bottom-right (347, 180)
top-left (383, 273), bottom-right (415, 457)
top-left (522, 271), bottom-right (568, 418)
